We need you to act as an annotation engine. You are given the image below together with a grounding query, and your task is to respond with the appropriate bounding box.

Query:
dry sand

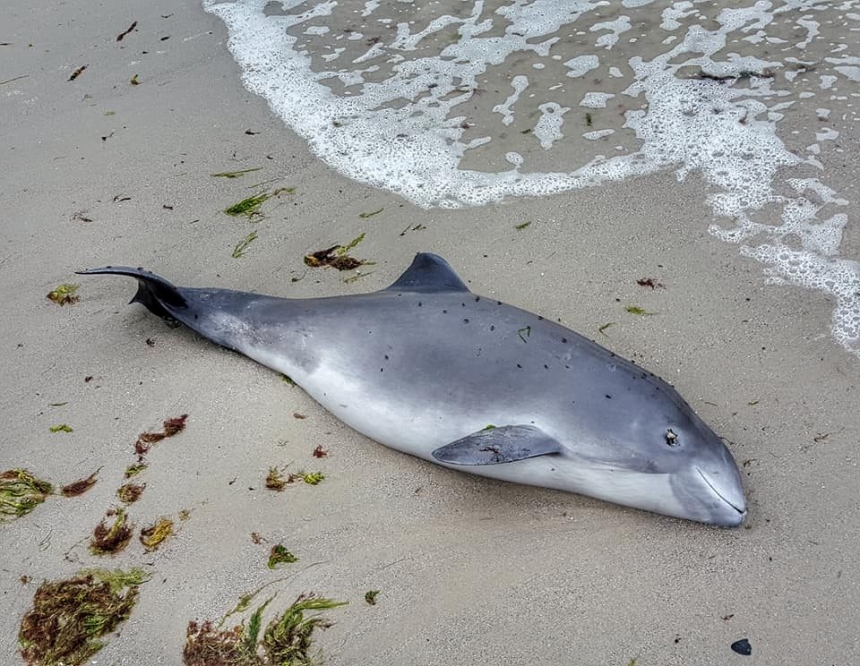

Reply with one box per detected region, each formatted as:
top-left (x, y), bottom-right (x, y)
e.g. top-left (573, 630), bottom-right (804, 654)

top-left (2, 1), bottom-right (858, 665)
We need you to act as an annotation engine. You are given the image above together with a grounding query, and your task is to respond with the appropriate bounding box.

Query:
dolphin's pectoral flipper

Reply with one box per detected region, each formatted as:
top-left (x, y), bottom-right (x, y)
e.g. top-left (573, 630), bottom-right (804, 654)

top-left (76, 266), bottom-right (187, 322)
top-left (431, 425), bottom-right (563, 465)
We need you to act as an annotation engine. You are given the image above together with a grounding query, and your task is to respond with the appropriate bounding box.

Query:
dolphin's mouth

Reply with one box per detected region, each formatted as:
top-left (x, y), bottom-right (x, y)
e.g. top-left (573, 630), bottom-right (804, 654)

top-left (697, 468), bottom-right (746, 515)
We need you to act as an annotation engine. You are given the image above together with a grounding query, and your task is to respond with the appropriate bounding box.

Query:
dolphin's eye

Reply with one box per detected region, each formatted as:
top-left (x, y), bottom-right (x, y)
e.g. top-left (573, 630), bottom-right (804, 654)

top-left (665, 429), bottom-right (679, 447)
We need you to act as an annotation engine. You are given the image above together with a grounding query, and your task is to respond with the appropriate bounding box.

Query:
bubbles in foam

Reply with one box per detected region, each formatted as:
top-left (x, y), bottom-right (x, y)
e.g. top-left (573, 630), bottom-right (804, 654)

top-left (205, 0), bottom-right (860, 357)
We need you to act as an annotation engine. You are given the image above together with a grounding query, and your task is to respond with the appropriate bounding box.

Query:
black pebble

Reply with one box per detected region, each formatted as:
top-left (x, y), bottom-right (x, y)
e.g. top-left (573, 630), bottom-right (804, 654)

top-left (731, 639), bottom-right (752, 656)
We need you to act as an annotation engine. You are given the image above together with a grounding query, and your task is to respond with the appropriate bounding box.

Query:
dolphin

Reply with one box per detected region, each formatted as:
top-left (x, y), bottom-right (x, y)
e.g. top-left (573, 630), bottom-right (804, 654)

top-left (78, 253), bottom-right (747, 526)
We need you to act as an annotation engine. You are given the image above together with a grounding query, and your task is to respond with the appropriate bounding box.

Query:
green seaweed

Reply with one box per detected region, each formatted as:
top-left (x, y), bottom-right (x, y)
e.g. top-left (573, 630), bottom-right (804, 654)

top-left (184, 592), bottom-right (346, 666)
top-left (50, 424), bottom-right (73, 433)
top-left (244, 596), bottom-right (274, 656)
top-left (212, 167), bottom-right (263, 179)
top-left (364, 590), bottom-right (379, 606)
top-left (517, 326), bottom-right (531, 343)
top-left (232, 231), bottom-right (258, 258)
top-left (281, 375), bottom-right (295, 386)
top-left (514, 221), bottom-right (531, 230)
top-left (358, 207), bottom-right (383, 219)
top-left (18, 568), bottom-right (149, 666)
top-left (261, 594), bottom-right (347, 665)
top-left (598, 322), bottom-right (615, 336)
top-left (47, 284), bottom-right (80, 306)
top-left (0, 469), bottom-right (53, 522)
top-left (299, 472), bottom-right (324, 486)
top-left (481, 424), bottom-right (496, 431)
top-left (224, 188), bottom-right (294, 217)
top-left (336, 232), bottom-right (365, 255)
top-left (140, 517), bottom-right (174, 551)
top-left (123, 463), bottom-right (147, 478)
top-left (625, 305), bottom-right (656, 316)
top-left (585, 112), bottom-right (593, 127)
top-left (224, 193), bottom-right (271, 217)
top-left (267, 545), bottom-right (298, 569)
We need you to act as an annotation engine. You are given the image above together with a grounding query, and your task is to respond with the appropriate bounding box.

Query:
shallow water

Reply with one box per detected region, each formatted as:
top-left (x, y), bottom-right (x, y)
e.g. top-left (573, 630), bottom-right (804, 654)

top-left (204, 0), bottom-right (860, 356)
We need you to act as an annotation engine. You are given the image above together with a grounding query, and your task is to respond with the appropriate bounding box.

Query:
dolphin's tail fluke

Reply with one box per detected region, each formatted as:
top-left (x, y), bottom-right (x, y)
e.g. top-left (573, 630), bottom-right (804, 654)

top-left (76, 266), bottom-right (187, 322)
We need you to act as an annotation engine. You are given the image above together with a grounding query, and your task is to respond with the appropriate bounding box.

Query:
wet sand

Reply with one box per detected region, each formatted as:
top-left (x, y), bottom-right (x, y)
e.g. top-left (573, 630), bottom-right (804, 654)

top-left (2, 1), bottom-right (858, 664)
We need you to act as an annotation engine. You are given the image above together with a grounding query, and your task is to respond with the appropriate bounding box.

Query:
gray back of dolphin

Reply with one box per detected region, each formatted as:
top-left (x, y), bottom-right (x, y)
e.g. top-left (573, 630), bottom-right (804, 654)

top-left (78, 253), bottom-right (746, 526)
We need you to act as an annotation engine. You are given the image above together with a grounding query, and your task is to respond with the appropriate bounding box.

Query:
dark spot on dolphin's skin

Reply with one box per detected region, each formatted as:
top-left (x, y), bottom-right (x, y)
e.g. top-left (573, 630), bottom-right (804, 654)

top-left (418, 302), bottom-right (422, 307)
top-left (442, 310), bottom-right (447, 314)
top-left (565, 365), bottom-right (570, 369)
top-left (490, 325), bottom-right (495, 331)
top-left (461, 302), bottom-right (466, 307)
top-left (384, 355), bottom-right (389, 360)
top-left (463, 319), bottom-right (469, 324)
top-left (194, 315), bottom-right (198, 319)
top-left (516, 363), bottom-right (522, 368)
top-left (538, 316), bottom-right (544, 321)
top-left (606, 394), bottom-right (612, 399)
top-left (497, 301), bottom-right (502, 306)
top-left (544, 364), bottom-right (549, 369)
top-left (380, 368), bottom-right (383, 372)
top-left (562, 337), bottom-right (568, 343)
top-left (475, 296), bottom-right (480, 302)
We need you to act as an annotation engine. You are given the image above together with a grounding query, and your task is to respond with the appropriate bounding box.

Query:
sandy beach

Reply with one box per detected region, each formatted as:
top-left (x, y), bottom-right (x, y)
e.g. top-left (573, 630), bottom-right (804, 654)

top-left (2, 0), bottom-right (859, 664)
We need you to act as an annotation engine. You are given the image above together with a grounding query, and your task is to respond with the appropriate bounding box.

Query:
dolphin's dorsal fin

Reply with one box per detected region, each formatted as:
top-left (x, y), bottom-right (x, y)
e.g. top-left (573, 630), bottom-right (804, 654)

top-left (385, 253), bottom-right (470, 293)
top-left (431, 425), bottom-right (563, 465)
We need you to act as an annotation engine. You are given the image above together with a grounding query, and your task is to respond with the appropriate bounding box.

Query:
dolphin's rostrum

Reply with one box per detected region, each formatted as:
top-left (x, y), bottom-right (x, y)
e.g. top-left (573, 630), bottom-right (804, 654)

top-left (78, 253), bottom-right (747, 526)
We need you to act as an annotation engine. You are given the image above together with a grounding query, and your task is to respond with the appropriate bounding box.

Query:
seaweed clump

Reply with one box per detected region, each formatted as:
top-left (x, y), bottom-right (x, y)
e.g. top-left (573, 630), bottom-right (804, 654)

top-left (117, 482), bottom-right (145, 504)
top-left (303, 246), bottom-right (364, 271)
top-left (267, 545), bottom-right (298, 569)
top-left (46, 283), bottom-right (80, 305)
top-left (265, 468), bottom-right (286, 492)
top-left (18, 568), bottom-right (149, 666)
top-left (183, 593), bottom-right (346, 666)
top-left (135, 414), bottom-right (188, 457)
top-left (140, 517), bottom-right (174, 552)
top-left (90, 508), bottom-right (133, 555)
top-left (61, 471), bottom-right (98, 497)
top-left (303, 235), bottom-right (371, 272)
top-left (0, 469), bottom-right (53, 522)
top-left (297, 472), bottom-right (324, 486)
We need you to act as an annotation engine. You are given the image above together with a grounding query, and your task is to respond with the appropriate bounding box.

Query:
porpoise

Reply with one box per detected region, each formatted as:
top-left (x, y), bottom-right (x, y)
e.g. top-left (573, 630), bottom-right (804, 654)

top-left (78, 253), bottom-right (747, 526)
